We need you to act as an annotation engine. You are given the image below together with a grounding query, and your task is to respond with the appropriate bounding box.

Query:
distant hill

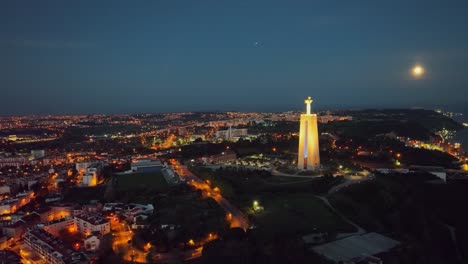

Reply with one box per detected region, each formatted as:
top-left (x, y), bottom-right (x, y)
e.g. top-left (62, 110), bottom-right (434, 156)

top-left (321, 109), bottom-right (463, 141)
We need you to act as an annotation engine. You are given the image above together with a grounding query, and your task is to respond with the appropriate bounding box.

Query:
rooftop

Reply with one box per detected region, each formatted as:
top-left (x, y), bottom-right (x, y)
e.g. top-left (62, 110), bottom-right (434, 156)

top-left (311, 232), bottom-right (400, 263)
top-left (75, 213), bottom-right (109, 226)
top-left (27, 228), bottom-right (74, 259)
top-left (44, 216), bottom-right (74, 226)
top-left (132, 159), bottom-right (162, 166)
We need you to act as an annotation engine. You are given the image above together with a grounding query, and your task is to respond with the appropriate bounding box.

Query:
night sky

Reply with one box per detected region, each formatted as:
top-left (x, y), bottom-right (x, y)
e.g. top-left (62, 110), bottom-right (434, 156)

top-left (1, 0), bottom-right (467, 115)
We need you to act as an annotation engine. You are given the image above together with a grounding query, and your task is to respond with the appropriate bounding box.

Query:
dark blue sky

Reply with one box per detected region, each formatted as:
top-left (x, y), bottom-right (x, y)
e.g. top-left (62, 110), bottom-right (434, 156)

top-left (1, 0), bottom-right (467, 115)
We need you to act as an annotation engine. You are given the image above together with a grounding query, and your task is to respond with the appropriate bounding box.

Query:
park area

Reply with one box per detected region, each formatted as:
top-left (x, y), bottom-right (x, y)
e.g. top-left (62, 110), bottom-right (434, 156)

top-left (247, 193), bottom-right (356, 238)
top-left (114, 172), bottom-right (169, 191)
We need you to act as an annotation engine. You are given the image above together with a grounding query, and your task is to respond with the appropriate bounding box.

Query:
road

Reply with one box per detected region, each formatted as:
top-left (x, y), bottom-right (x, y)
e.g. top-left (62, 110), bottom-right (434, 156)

top-left (271, 169), bottom-right (323, 178)
top-left (110, 217), bottom-right (148, 263)
top-left (327, 174), bottom-right (374, 195)
top-left (172, 161), bottom-right (249, 231)
top-left (315, 196), bottom-right (366, 239)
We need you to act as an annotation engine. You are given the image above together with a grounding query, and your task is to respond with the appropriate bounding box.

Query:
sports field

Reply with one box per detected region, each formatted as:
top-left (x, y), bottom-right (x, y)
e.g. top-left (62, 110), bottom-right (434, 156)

top-left (114, 172), bottom-right (169, 191)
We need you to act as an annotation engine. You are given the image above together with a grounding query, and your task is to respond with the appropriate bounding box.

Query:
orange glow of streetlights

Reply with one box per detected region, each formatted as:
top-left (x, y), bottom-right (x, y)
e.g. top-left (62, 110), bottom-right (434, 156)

top-left (188, 239), bottom-right (195, 246)
top-left (144, 242), bottom-right (152, 251)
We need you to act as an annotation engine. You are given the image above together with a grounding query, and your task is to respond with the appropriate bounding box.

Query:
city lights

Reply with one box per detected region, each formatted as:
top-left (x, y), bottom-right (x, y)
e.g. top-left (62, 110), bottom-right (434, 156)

top-left (2, 2), bottom-right (467, 264)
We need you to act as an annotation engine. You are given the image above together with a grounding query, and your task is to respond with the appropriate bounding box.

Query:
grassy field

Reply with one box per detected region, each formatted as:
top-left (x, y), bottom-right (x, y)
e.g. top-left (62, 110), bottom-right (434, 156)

top-left (250, 193), bottom-right (355, 238)
top-left (114, 172), bottom-right (169, 191)
top-left (265, 176), bottom-right (314, 184)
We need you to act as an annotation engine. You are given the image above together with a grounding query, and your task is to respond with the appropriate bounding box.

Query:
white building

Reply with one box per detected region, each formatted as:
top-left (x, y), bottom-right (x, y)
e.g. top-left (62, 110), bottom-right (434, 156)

top-left (25, 228), bottom-right (74, 264)
top-left (215, 127), bottom-right (248, 140)
top-left (43, 216), bottom-right (75, 237)
top-left (74, 214), bottom-right (110, 236)
top-left (84, 234), bottom-right (101, 251)
top-left (77, 162), bottom-right (103, 187)
top-left (81, 173), bottom-right (97, 187)
top-left (75, 162), bottom-right (93, 174)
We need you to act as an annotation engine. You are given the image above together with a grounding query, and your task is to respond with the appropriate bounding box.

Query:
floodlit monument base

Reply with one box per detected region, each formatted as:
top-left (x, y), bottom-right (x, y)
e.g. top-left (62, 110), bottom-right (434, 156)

top-left (298, 97), bottom-right (320, 170)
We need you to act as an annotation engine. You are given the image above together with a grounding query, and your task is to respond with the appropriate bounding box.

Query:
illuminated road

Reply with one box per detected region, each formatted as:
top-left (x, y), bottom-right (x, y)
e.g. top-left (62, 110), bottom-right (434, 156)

top-left (111, 217), bottom-right (147, 263)
top-left (171, 161), bottom-right (249, 231)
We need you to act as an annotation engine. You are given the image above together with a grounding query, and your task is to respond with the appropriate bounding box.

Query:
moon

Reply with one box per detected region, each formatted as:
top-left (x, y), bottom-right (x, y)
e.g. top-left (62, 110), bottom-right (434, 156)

top-left (412, 65), bottom-right (425, 77)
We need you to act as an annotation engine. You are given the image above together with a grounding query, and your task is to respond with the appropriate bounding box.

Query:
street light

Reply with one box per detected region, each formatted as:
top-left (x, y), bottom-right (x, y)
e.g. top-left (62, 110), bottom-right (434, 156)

top-left (188, 239), bottom-right (195, 246)
top-left (253, 200), bottom-right (259, 209)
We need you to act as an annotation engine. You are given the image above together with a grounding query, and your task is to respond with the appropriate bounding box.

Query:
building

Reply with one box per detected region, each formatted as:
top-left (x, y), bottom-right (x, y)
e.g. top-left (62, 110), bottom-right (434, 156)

top-left (31, 150), bottom-right (46, 159)
top-left (43, 216), bottom-right (75, 237)
top-left (298, 97), bottom-right (320, 170)
top-left (130, 159), bottom-right (164, 173)
top-left (0, 236), bottom-right (8, 249)
top-left (215, 127), bottom-right (248, 140)
top-left (3, 213), bottom-right (41, 240)
top-left (45, 194), bottom-right (63, 204)
top-left (0, 156), bottom-right (29, 168)
top-left (74, 214), bottom-right (110, 236)
top-left (75, 162), bottom-right (92, 174)
top-left (161, 168), bottom-right (180, 185)
top-left (50, 204), bottom-right (74, 220)
top-left (124, 204), bottom-right (154, 220)
top-left (204, 150), bottom-right (237, 164)
top-left (78, 162), bottom-right (103, 187)
top-left (311, 232), bottom-right (400, 263)
top-left (0, 186), bottom-right (10, 195)
top-left (84, 233), bottom-right (101, 251)
top-left (81, 174), bottom-right (97, 187)
top-left (81, 201), bottom-right (102, 214)
top-left (0, 250), bottom-right (22, 264)
top-left (2, 222), bottom-right (25, 240)
top-left (0, 191), bottom-right (34, 215)
top-left (42, 212), bottom-right (110, 238)
top-left (34, 207), bottom-right (53, 222)
top-left (25, 228), bottom-right (75, 264)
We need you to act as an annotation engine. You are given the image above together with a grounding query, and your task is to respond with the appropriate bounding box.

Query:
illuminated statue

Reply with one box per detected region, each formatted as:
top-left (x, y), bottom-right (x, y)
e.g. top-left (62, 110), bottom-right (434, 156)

top-left (298, 97), bottom-right (320, 170)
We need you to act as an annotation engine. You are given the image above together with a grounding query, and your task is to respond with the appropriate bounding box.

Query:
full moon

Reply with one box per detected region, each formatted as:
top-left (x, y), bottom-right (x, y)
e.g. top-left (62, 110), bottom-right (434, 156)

top-left (412, 65), bottom-right (425, 77)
